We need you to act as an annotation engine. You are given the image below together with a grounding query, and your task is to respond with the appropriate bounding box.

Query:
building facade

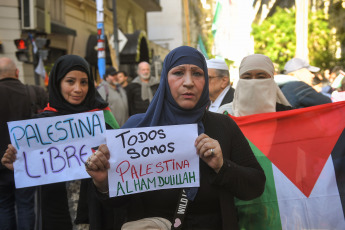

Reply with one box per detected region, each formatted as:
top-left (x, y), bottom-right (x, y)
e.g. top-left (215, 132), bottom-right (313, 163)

top-left (0, 0), bottom-right (163, 84)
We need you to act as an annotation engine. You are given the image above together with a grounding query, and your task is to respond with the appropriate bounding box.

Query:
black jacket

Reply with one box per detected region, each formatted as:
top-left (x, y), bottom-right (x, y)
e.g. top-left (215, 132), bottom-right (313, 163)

top-left (220, 86), bottom-right (235, 107)
top-left (125, 82), bottom-right (159, 116)
top-left (95, 111), bottom-right (265, 230)
top-left (280, 81), bottom-right (331, 108)
top-left (0, 78), bottom-right (34, 170)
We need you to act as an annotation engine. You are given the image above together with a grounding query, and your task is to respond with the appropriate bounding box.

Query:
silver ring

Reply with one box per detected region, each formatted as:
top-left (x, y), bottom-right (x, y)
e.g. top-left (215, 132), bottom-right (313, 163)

top-left (210, 148), bottom-right (215, 156)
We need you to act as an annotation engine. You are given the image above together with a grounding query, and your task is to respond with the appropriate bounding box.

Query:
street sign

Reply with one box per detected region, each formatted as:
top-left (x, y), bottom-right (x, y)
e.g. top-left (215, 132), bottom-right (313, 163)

top-left (110, 29), bottom-right (127, 52)
top-left (117, 29), bottom-right (127, 52)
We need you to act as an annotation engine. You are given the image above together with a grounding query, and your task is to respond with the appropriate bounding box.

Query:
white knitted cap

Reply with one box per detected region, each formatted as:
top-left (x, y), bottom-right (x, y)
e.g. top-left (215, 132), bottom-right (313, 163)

top-left (206, 58), bottom-right (228, 70)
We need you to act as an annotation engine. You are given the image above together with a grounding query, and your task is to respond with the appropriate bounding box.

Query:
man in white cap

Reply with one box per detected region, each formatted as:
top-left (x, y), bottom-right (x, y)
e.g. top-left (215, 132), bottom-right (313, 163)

top-left (218, 54), bottom-right (292, 116)
top-left (206, 58), bottom-right (235, 112)
top-left (280, 58), bottom-right (331, 108)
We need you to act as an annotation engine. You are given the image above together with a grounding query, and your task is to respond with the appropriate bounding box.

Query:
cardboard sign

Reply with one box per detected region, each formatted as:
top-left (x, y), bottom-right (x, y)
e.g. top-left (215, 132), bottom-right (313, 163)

top-left (7, 111), bottom-right (106, 188)
top-left (107, 124), bottom-right (200, 197)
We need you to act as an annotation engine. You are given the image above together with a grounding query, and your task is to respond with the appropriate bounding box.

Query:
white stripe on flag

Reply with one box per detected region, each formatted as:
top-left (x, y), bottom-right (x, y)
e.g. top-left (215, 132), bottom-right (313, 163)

top-left (273, 156), bottom-right (345, 230)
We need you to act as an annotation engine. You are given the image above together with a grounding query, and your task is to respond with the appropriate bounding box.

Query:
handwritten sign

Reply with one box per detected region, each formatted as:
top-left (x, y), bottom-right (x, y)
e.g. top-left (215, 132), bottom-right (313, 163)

top-left (7, 111), bottom-right (106, 188)
top-left (107, 124), bottom-right (200, 197)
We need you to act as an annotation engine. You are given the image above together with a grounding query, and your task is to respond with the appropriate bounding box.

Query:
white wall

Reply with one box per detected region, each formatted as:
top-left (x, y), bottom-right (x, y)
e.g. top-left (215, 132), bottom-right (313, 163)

top-left (147, 0), bottom-right (183, 51)
top-left (213, 0), bottom-right (255, 66)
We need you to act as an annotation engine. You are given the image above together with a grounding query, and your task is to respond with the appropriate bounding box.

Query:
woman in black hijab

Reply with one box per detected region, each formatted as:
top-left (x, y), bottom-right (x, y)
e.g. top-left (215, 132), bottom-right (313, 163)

top-left (44, 54), bottom-right (110, 115)
top-left (2, 55), bottom-right (119, 230)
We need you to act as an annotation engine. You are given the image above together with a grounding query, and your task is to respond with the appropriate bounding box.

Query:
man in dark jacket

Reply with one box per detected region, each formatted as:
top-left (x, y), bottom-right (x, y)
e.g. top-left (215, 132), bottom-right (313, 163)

top-left (125, 62), bottom-right (159, 116)
top-left (98, 67), bottom-right (128, 126)
top-left (281, 58), bottom-right (331, 108)
top-left (206, 59), bottom-right (235, 112)
top-left (0, 57), bottom-right (47, 230)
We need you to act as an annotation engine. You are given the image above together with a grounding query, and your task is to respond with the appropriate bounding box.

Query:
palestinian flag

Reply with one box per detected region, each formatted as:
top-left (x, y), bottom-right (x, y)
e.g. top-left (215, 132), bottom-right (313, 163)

top-left (231, 101), bottom-right (345, 229)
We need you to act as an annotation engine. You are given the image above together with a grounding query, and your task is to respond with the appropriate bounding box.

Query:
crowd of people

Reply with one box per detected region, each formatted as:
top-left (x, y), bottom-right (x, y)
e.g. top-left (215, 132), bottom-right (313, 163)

top-left (1, 44), bottom-right (345, 230)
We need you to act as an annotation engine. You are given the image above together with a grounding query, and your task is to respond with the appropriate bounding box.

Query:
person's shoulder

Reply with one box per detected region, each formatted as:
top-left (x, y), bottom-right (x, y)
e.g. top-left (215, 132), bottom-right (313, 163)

top-left (220, 87), bottom-right (234, 105)
top-left (150, 77), bottom-right (160, 85)
top-left (29, 84), bottom-right (48, 95)
top-left (97, 81), bottom-right (109, 92)
top-left (0, 79), bottom-right (25, 97)
top-left (283, 80), bottom-right (309, 88)
top-left (203, 111), bottom-right (239, 137)
top-left (280, 81), bottom-right (311, 94)
top-left (217, 102), bottom-right (233, 115)
top-left (0, 78), bottom-right (22, 87)
top-left (98, 81), bottom-right (108, 88)
top-left (274, 74), bottom-right (299, 87)
top-left (204, 110), bottom-right (234, 125)
top-left (130, 76), bottom-right (141, 84)
top-left (33, 110), bottom-right (59, 118)
top-left (122, 113), bottom-right (145, 128)
top-left (205, 110), bottom-right (227, 118)
top-left (228, 86), bottom-right (235, 94)
top-left (118, 85), bottom-right (127, 93)
top-left (276, 103), bottom-right (294, 111)
top-left (127, 81), bottom-right (141, 88)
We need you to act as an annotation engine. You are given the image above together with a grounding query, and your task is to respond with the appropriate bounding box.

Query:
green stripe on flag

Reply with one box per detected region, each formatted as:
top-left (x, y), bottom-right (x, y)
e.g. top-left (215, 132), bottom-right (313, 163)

top-left (211, 1), bottom-right (222, 37)
top-left (198, 35), bottom-right (209, 59)
top-left (103, 110), bottom-right (120, 129)
top-left (235, 139), bottom-right (282, 230)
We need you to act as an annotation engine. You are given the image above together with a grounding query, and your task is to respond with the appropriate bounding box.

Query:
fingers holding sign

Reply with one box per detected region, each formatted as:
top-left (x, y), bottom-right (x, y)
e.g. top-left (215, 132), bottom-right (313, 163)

top-left (85, 144), bottom-right (110, 192)
top-left (86, 145), bottom-right (110, 171)
top-left (195, 134), bottom-right (223, 173)
top-left (1, 144), bottom-right (17, 171)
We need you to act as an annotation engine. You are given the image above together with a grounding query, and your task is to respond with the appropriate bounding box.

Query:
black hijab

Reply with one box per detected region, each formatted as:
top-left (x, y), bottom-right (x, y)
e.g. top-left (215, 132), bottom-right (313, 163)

top-left (47, 54), bottom-right (108, 114)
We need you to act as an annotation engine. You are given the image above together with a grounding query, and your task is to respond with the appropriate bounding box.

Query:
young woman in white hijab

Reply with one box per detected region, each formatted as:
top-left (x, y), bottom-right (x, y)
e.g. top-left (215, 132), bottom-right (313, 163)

top-left (217, 54), bottom-right (292, 116)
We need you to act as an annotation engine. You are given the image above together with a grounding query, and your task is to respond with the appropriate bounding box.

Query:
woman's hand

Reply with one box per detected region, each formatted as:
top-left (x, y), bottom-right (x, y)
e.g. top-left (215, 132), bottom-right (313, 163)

top-left (195, 134), bottom-right (224, 173)
top-left (1, 144), bottom-right (17, 171)
top-left (85, 144), bottom-right (110, 192)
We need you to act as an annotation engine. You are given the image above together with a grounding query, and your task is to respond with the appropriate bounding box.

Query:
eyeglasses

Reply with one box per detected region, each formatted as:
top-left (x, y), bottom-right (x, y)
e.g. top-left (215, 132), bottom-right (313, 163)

top-left (208, 75), bottom-right (218, 80)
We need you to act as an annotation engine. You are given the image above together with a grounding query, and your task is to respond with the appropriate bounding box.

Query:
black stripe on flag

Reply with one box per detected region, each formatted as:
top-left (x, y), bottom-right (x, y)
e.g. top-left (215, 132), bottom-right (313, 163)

top-left (331, 128), bottom-right (345, 218)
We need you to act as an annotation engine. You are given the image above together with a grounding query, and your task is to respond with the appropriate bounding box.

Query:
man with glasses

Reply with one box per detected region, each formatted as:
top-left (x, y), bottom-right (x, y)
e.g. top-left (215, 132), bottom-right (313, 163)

top-left (206, 59), bottom-right (234, 112)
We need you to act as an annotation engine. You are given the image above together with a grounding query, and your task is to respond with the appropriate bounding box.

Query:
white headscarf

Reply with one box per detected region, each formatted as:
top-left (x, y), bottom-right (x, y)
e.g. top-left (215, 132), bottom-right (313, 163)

top-left (239, 54), bottom-right (275, 77)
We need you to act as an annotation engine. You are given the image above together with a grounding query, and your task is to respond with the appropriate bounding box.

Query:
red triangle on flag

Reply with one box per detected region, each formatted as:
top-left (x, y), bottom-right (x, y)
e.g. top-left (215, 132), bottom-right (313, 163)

top-left (232, 101), bottom-right (345, 197)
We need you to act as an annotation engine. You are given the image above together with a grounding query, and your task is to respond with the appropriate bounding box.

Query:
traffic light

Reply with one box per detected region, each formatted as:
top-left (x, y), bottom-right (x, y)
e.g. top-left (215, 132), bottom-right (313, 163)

top-left (14, 39), bottom-right (31, 62)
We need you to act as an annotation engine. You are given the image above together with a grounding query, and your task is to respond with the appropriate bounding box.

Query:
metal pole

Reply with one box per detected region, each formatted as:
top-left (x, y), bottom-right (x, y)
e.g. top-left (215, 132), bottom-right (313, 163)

top-left (96, 0), bottom-right (106, 79)
top-left (29, 34), bottom-right (40, 86)
top-left (33, 54), bottom-right (40, 85)
top-left (295, 0), bottom-right (309, 60)
top-left (112, 0), bottom-right (120, 67)
top-left (183, 0), bottom-right (191, 46)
